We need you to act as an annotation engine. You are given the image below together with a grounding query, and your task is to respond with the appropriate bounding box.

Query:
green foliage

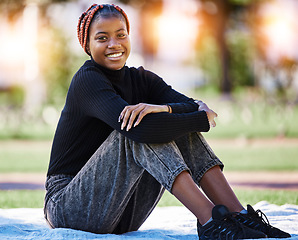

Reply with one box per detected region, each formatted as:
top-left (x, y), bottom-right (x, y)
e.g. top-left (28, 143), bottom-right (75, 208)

top-left (39, 27), bottom-right (70, 105)
top-left (229, 0), bottom-right (254, 5)
top-left (1, 86), bottom-right (298, 140)
top-left (227, 32), bottom-right (255, 87)
top-left (195, 36), bottom-right (221, 87)
top-left (0, 119), bottom-right (55, 140)
top-left (193, 86), bottom-right (298, 139)
top-left (0, 85), bottom-right (25, 108)
top-left (38, 26), bottom-right (86, 106)
top-left (196, 32), bottom-right (255, 89)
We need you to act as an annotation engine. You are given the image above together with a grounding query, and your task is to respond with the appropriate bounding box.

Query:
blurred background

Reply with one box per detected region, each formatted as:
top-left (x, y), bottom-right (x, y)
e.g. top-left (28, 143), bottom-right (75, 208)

top-left (0, 0), bottom-right (298, 139)
top-left (0, 0), bottom-right (297, 208)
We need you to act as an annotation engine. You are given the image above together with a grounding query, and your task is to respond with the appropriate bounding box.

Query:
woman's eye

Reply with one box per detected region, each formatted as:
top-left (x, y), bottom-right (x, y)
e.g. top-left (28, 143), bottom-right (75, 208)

top-left (118, 33), bottom-right (127, 38)
top-left (97, 36), bottom-right (107, 41)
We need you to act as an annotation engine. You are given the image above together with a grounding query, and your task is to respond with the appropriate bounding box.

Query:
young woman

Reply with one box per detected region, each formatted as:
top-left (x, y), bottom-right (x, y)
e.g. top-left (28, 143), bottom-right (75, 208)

top-left (44, 4), bottom-right (290, 239)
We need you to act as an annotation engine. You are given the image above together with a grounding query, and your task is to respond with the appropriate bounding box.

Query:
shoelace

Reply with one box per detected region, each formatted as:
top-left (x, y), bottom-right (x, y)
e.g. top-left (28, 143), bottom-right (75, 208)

top-left (236, 208), bottom-right (274, 233)
top-left (254, 209), bottom-right (270, 226)
top-left (212, 212), bottom-right (246, 239)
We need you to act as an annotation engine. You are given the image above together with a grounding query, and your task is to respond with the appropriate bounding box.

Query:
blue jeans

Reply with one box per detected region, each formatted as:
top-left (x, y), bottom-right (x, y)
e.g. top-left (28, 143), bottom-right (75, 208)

top-left (44, 131), bottom-right (223, 234)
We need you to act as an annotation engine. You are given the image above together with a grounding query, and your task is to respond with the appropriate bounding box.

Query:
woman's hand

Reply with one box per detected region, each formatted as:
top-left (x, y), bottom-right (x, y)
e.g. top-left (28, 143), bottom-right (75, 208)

top-left (194, 100), bottom-right (218, 128)
top-left (119, 103), bottom-right (169, 131)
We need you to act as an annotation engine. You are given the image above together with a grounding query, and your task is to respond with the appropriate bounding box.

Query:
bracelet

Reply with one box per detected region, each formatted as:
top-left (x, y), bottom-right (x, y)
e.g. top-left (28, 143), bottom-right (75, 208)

top-left (167, 104), bottom-right (172, 113)
top-left (194, 100), bottom-right (202, 105)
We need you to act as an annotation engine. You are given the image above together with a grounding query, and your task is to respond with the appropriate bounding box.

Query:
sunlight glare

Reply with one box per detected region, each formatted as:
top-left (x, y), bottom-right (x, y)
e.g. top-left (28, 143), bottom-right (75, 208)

top-left (0, 21), bottom-right (25, 65)
top-left (259, 0), bottom-right (298, 63)
top-left (155, 0), bottom-right (199, 61)
top-left (0, 3), bottom-right (39, 82)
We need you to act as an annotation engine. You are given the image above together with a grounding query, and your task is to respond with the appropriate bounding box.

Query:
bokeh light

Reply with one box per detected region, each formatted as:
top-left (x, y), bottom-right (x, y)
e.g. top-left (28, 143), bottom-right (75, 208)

top-left (155, 0), bottom-right (200, 62)
top-left (256, 0), bottom-right (298, 64)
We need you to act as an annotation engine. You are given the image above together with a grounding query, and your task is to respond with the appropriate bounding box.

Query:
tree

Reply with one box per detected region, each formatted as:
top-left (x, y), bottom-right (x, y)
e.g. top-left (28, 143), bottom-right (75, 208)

top-left (118, 0), bottom-right (258, 95)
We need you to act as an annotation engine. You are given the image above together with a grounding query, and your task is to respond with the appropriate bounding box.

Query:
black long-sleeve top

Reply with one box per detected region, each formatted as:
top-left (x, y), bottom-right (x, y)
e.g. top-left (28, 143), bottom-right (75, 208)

top-left (47, 59), bottom-right (210, 176)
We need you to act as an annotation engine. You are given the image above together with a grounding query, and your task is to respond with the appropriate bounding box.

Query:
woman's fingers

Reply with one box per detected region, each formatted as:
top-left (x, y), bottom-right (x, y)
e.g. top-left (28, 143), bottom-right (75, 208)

top-left (126, 106), bottom-right (145, 131)
top-left (133, 109), bottom-right (148, 127)
top-left (119, 104), bottom-right (168, 131)
top-left (197, 103), bottom-right (218, 128)
top-left (210, 119), bottom-right (216, 128)
top-left (120, 105), bottom-right (141, 131)
top-left (120, 104), bottom-right (151, 131)
top-left (208, 110), bottom-right (218, 127)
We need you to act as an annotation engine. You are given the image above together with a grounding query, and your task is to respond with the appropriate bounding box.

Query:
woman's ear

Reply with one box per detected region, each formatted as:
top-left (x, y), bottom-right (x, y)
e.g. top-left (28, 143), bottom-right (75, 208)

top-left (86, 42), bottom-right (91, 55)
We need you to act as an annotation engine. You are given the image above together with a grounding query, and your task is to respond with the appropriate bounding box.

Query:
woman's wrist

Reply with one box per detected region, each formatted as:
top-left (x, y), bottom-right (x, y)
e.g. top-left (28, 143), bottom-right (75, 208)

top-left (166, 104), bottom-right (172, 113)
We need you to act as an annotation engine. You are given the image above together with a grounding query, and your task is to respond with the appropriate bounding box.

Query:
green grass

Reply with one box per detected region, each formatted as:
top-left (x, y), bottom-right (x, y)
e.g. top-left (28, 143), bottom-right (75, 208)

top-left (0, 122), bottom-right (55, 140)
top-left (0, 140), bottom-right (50, 173)
top-left (204, 102), bottom-right (298, 139)
top-left (190, 87), bottom-right (298, 139)
top-left (1, 87), bottom-right (298, 140)
top-left (157, 188), bottom-right (298, 207)
top-left (213, 145), bottom-right (298, 171)
top-left (1, 140), bottom-right (297, 173)
top-left (0, 139), bottom-right (297, 208)
top-left (0, 188), bottom-right (296, 209)
top-left (233, 188), bottom-right (298, 206)
top-left (0, 190), bottom-right (45, 208)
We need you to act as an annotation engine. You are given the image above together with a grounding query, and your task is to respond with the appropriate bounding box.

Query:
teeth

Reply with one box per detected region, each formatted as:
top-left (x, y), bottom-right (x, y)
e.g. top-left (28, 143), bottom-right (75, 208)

top-left (107, 52), bottom-right (122, 58)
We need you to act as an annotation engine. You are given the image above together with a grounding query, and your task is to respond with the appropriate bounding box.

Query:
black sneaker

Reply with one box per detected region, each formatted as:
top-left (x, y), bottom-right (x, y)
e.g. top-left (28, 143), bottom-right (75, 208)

top-left (236, 205), bottom-right (291, 238)
top-left (197, 205), bottom-right (267, 240)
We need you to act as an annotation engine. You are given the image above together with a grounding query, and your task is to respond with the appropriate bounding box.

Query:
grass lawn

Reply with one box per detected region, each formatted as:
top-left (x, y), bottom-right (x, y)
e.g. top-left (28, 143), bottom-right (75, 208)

top-left (158, 189), bottom-right (298, 207)
top-left (1, 139), bottom-right (297, 173)
top-left (2, 88), bottom-right (298, 141)
top-left (0, 137), bottom-right (297, 209)
top-left (0, 140), bottom-right (51, 173)
top-left (0, 188), bottom-right (297, 209)
top-left (212, 143), bottom-right (298, 172)
top-left (0, 190), bottom-right (45, 208)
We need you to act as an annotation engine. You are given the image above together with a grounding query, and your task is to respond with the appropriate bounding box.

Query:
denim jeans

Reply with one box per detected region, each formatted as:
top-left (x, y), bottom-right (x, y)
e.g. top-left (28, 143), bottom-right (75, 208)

top-left (44, 131), bottom-right (223, 234)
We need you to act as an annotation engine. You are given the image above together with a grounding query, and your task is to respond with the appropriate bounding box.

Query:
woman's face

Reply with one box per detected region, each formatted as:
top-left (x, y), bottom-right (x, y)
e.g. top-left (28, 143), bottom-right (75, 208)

top-left (87, 16), bottom-right (131, 70)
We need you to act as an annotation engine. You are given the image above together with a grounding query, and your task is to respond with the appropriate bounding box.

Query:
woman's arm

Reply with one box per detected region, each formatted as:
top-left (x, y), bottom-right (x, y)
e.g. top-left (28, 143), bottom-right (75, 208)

top-left (118, 68), bottom-right (217, 131)
top-left (73, 66), bottom-right (210, 143)
top-left (119, 101), bottom-right (217, 132)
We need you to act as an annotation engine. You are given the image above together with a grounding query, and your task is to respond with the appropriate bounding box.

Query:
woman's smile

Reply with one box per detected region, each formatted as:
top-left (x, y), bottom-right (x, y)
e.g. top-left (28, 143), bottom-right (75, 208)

top-left (88, 17), bottom-right (131, 70)
top-left (106, 52), bottom-right (124, 59)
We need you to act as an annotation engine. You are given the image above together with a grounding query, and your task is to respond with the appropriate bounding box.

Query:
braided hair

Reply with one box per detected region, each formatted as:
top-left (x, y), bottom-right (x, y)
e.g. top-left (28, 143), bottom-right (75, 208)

top-left (77, 4), bottom-right (130, 55)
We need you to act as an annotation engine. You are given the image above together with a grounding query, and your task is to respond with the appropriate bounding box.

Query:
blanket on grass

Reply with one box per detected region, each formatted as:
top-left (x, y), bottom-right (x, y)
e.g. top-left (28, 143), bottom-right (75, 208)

top-left (0, 201), bottom-right (297, 239)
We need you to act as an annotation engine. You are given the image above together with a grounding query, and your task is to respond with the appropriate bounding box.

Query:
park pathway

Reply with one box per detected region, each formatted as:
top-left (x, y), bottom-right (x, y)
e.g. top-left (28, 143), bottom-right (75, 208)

top-left (0, 171), bottom-right (298, 191)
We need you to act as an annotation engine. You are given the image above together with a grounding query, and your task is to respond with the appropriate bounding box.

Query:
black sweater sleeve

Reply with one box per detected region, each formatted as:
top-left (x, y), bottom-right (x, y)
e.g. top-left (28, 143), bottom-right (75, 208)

top-left (142, 67), bottom-right (200, 113)
top-left (73, 66), bottom-right (210, 143)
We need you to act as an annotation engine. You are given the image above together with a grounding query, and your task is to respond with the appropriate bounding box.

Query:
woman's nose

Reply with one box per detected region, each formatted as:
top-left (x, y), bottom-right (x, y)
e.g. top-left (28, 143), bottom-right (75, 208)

top-left (108, 38), bottom-right (121, 48)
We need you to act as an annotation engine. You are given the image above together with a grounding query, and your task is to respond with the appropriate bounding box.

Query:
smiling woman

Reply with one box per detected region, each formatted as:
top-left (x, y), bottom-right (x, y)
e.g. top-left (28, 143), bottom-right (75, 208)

top-left (76, 4), bottom-right (131, 71)
top-left (43, 3), bottom-right (290, 239)
top-left (87, 17), bottom-right (131, 70)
